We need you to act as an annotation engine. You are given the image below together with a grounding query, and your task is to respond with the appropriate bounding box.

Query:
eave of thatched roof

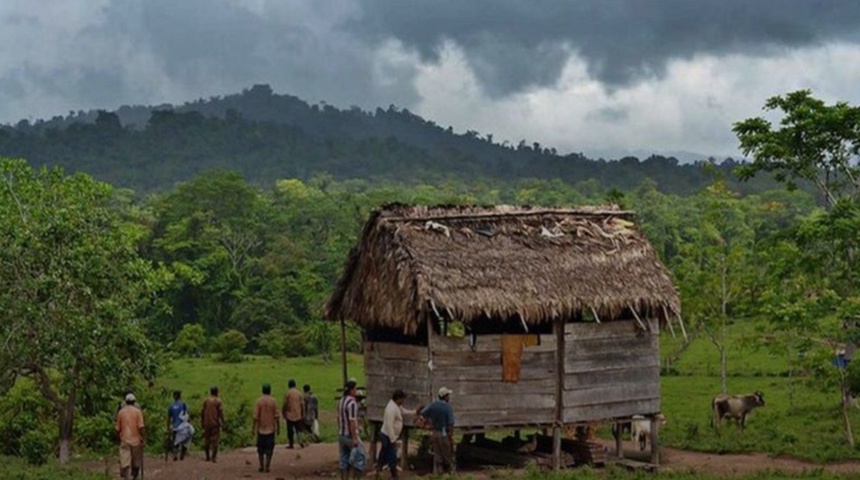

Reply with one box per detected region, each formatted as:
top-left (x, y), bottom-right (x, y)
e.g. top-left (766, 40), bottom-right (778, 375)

top-left (325, 204), bottom-right (681, 335)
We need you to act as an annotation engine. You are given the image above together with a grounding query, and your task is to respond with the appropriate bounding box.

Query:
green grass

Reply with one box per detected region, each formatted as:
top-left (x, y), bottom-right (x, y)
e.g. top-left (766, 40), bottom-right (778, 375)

top-left (0, 456), bottom-right (108, 480)
top-left (156, 353), bottom-right (364, 442)
top-left (655, 321), bottom-right (860, 462)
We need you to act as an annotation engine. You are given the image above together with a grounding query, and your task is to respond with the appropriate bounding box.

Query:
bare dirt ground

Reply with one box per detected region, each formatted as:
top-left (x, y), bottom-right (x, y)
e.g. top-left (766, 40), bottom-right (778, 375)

top-left (87, 441), bottom-right (860, 480)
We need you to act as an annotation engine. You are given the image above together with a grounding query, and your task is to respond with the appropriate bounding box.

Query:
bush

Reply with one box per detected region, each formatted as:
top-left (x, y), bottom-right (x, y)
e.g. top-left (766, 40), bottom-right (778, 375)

top-left (0, 380), bottom-right (54, 458)
top-left (173, 323), bottom-right (206, 357)
top-left (20, 429), bottom-right (52, 466)
top-left (213, 330), bottom-right (248, 363)
top-left (257, 328), bottom-right (289, 358)
top-left (75, 413), bottom-right (115, 453)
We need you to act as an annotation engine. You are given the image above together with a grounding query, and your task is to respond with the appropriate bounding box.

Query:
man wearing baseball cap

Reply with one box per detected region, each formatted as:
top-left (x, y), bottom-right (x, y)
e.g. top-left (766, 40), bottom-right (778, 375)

top-left (116, 393), bottom-right (146, 480)
top-left (420, 387), bottom-right (456, 474)
top-left (337, 380), bottom-right (366, 479)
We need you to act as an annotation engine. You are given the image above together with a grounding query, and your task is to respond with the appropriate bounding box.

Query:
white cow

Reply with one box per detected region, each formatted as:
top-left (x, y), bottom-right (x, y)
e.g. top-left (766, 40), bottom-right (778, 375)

top-left (630, 414), bottom-right (666, 451)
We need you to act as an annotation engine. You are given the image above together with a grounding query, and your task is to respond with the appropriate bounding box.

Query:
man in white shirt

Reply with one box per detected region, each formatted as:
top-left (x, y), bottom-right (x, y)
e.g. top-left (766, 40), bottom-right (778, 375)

top-left (377, 390), bottom-right (407, 479)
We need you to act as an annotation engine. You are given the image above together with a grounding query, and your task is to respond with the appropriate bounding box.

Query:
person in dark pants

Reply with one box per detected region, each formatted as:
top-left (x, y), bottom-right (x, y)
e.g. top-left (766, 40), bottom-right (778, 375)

top-left (253, 383), bottom-right (280, 473)
top-left (420, 387), bottom-right (456, 475)
top-left (282, 379), bottom-right (304, 448)
top-left (377, 390), bottom-right (407, 479)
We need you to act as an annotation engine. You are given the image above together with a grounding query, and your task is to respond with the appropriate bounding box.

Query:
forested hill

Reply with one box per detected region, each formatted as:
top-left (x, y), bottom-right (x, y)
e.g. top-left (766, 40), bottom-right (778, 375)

top-left (0, 84), bottom-right (779, 194)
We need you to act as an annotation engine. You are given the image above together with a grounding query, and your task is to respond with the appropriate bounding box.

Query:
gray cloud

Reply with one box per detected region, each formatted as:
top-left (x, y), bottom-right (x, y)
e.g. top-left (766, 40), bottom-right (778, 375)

top-left (352, 0), bottom-right (860, 94)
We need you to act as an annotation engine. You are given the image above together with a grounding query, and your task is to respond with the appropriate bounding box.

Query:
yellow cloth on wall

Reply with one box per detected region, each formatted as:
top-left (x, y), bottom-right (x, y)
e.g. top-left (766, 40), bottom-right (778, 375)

top-left (501, 335), bottom-right (524, 382)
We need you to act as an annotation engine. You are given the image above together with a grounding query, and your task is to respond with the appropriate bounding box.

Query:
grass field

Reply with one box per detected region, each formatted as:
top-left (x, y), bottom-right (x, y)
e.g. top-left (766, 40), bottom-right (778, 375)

top-left (157, 353), bottom-right (365, 443)
top-left (150, 321), bottom-right (860, 462)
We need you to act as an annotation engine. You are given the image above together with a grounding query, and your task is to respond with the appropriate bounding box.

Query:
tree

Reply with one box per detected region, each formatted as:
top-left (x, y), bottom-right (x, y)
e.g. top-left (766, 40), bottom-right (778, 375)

top-left (213, 330), bottom-right (248, 363)
top-left (303, 320), bottom-right (336, 363)
top-left (173, 324), bottom-right (206, 357)
top-left (675, 179), bottom-right (755, 394)
top-left (0, 159), bottom-right (163, 463)
top-left (734, 90), bottom-right (860, 445)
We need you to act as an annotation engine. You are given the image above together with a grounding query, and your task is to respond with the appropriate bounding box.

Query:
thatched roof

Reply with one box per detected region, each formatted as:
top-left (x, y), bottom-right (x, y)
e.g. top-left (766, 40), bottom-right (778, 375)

top-left (325, 204), bottom-right (681, 335)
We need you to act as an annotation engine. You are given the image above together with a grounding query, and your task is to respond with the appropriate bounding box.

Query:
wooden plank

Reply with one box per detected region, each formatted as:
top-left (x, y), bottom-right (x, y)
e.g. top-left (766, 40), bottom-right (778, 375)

top-left (365, 374), bottom-right (429, 394)
top-left (432, 350), bottom-right (555, 368)
top-left (564, 366), bottom-right (659, 390)
top-left (365, 341), bottom-right (428, 360)
top-left (432, 361), bottom-right (555, 381)
top-left (563, 399), bottom-right (661, 423)
top-left (430, 378), bottom-right (556, 396)
top-left (452, 393), bottom-right (556, 412)
top-left (565, 354), bottom-right (659, 374)
top-left (566, 337), bottom-right (656, 359)
top-left (456, 408), bottom-right (556, 427)
top-left (564, 320), bottom-right (643, 339)
top-left (432, 334), bottom-right (556, 353)
top-left (554, 320), bottom-right (564, 470)
top-left (365, 358), bottom-right (429, 377)
top-left (563, 382), bottom-right (660, 407)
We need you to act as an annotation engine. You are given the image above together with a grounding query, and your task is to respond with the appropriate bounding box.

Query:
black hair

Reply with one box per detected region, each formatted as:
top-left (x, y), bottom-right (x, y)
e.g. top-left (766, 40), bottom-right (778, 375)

top-left (303, 384), bottom-right (311, 393)
top-left (288, 379), bottom-right (296, 388)
top-left (262, 383), bottom-right (271, 395)
top-left (392, 389), bottom-right (407, 401)
top-left (173, 390), bottom-right (182, 400)
top-left (210, 386), bottom-right (219, 396)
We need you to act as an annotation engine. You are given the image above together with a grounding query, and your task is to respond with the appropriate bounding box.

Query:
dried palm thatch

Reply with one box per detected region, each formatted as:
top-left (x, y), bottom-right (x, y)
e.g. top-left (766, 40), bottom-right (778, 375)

top-left (325, 204), bottom-right (681, 335)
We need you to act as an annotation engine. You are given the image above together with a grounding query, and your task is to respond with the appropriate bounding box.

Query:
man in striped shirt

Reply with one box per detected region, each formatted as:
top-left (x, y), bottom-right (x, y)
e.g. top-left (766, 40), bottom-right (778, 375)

top-left (337, 380), bottom-right (366, 479)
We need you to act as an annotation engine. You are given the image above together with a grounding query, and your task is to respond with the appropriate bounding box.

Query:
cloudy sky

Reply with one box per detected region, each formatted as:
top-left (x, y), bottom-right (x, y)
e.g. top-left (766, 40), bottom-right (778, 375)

top-left (2, 0), bottom-right (860, 159)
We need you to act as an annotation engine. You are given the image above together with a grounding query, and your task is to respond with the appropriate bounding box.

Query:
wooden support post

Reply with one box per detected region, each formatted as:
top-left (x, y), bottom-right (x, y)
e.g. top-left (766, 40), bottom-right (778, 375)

top-left (613, 423), bottom-right (623, 459)
top-left (650, 416), bottom-right (660, 466)
top-left (340, 318), bottom-right (348, 386)
top-left (553, 319), bottom-right (565, 470)
top-left (369, 422), bottom-right (379, 469)
top-left (401, 427), bottom-right (410, 471)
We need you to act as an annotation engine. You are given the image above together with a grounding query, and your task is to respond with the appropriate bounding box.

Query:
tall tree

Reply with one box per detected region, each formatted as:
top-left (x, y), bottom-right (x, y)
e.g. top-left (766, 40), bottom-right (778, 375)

top-left (734, 90), bottom-right (860, 445)
top-left (0, 159), bottom-right (163, 463)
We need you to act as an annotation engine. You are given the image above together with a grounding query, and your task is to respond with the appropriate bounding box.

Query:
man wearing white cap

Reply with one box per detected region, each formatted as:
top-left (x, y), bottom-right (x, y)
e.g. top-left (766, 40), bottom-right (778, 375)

top-left (116, 393), bottom-right (146, 480)
top-left (420, 387), bottom-right (455, 474)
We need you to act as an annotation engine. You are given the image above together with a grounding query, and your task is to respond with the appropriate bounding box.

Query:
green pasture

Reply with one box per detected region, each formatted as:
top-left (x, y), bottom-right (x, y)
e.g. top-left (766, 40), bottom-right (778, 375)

top-left (151, 320), bottom-right (860, 462)
top-left (157, 353), bottom-right (365, 442)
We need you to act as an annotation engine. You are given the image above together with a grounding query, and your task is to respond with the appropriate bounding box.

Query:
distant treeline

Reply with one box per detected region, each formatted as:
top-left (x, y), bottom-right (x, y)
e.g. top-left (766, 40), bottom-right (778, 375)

top-left (0, 84), bottom-right (787, 195)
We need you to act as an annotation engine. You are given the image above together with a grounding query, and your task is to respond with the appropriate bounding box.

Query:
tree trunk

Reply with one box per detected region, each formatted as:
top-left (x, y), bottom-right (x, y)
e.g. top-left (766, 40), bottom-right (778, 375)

top-left (720, 346), bottom-right (727, 395)
top-left (842, 384), bottom-right (855, 447)
top-left (58, 403), bottom-right (75, 464)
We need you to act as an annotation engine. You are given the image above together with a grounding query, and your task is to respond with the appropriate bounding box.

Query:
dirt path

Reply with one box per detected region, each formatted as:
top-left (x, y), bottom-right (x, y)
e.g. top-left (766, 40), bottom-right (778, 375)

top-left (88, 441), bottom-right (860, 479)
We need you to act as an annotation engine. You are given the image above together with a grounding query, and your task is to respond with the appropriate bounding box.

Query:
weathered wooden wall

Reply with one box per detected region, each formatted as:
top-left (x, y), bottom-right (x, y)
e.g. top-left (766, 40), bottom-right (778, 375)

top-left (562, 320), bottom-right (660, 422)
top-left (363, 319), bottom-right (660, 429)
top-left (364, 341), bottom-right (429, 424)
top-left (429, 333), bottom-right (557, 428)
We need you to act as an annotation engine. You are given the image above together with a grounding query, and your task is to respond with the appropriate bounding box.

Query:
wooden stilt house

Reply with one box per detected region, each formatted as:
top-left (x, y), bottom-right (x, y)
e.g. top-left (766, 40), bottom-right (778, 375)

top-left (325, 205), bottom-right (681, 467)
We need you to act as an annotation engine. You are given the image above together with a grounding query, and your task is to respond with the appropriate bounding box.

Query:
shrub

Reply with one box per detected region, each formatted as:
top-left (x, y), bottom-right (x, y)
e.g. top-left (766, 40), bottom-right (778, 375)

top-left (213, 330), bottom-right (248, 363)
top-left (173, 323), bottom-right (206, 357)
top-left (257, 328), bottom-right (289, 358)
top-left (20, 429), bottom-right (52, 466)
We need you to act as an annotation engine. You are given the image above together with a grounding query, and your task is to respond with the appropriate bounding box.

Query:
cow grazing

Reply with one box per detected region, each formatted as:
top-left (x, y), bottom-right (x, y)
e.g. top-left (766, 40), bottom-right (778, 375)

top-left (712, 391), bottom-right (765, 430)
top-left (631, 414), bottom-right (666, 451)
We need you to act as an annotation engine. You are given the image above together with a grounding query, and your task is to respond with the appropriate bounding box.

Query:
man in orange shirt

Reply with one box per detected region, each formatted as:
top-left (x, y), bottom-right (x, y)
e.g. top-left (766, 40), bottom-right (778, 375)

top-left (253, 383), bottom-right (280, 473)
top-left (282, 379), bottom-right (304, 449)
top-left (116, 393), bottom-right (146, 480)
top-left (201, 386), bottom-right (225, 462)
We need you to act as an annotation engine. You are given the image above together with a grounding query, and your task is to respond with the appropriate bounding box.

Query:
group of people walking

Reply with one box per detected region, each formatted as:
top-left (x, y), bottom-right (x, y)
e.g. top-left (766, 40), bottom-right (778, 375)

top-left (113, 379), bottom-right (454, 480)
top-left (252, 380), bottom-right (321, 472)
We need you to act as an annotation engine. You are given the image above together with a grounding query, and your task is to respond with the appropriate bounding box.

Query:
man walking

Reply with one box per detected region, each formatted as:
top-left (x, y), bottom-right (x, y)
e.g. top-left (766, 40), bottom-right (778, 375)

top-left (420, 387), bottom-right (456, 474)
top-left (254, 383), bottom-right (280, 473)
top-left (377, 390), bottom-right (407, 480)
top-left (201, 386), bottom-right (225, 462)
top-left (116, 393), bottom-right (146, 480)
top-left (303, 384), bottom-right (320, 442)
top-left (338, 380), bottom-right (366, 479)
top-left (167, 390), bottom-right (189, 461)
top-left (282, 379), bottom-right (304, 448)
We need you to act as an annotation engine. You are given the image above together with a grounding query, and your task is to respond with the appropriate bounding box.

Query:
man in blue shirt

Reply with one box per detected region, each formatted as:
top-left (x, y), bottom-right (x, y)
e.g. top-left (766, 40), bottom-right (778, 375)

top-left (167, 390), bottom-right (189, 461)
top-left (420, 387), bottom-right (455, 474)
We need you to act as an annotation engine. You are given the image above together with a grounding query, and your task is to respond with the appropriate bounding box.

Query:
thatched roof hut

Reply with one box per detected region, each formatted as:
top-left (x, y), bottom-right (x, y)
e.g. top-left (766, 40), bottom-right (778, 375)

top-left (326, 204), bottom-right (680, 333)
top-left (326, 204), bottom-right (681, 469)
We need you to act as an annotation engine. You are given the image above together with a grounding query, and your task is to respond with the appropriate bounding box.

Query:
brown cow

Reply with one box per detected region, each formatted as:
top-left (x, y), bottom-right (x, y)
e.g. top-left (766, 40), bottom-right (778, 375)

top-left (712, 391), bottom-right (765, 430)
